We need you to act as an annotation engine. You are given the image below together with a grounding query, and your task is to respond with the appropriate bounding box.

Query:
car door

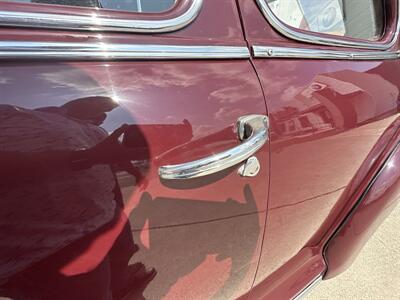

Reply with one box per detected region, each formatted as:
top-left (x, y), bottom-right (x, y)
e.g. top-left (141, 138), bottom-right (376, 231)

top-left (0, 1), bottom-right (269, 299)
top-left (238, 0), bottom-right (400, 298)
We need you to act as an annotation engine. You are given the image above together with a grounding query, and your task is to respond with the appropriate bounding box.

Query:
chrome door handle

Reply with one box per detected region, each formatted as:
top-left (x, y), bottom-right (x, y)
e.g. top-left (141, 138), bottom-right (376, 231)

top-left (159, 115), bottom-right (268, 180)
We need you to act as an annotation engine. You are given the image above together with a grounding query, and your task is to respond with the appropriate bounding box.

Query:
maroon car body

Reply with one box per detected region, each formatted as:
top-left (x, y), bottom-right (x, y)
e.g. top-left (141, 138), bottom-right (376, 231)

top-left (0, 0), bottom-right (399, 299)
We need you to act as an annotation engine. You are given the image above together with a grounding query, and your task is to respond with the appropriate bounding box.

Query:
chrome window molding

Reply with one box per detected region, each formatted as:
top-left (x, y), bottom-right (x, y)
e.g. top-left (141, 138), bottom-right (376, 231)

top-left (0, 0), bottom-right (202, 33)
top-left (0, 41), bottom-right (250, 60)
top-left (255, 0), bottom-right (400, 50)
top-left (253, 46), bottom-right (400, 60)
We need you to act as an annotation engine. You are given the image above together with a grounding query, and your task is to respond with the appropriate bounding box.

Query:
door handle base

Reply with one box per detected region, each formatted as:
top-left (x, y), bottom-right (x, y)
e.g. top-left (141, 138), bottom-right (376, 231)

top-left (238, 156), bottom-right (261, 177)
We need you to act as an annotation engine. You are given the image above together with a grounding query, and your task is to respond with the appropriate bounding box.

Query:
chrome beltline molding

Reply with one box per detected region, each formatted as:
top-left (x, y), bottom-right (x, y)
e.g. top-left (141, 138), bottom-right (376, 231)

top-left (1, 41), bottom-right (397, 61)
top-left (255, 0), bottom-right (400, 50)
top-left (253, 46), bottom-right (400, 60)
top-left (0, 0), bottom-right (202, 32)
top-left (0, 42), bottom-right (250, 60)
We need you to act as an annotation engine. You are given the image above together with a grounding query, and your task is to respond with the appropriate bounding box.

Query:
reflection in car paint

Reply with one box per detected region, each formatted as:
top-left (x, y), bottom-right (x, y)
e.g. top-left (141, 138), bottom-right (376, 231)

top-left (0, 96), bottom-right (154, 299)
top-left (0, 57), bottom-right (268, 299)
top-left (127, 185), bottom-right (259, 300)
top-left (0, 95), bottom-right (261, 299)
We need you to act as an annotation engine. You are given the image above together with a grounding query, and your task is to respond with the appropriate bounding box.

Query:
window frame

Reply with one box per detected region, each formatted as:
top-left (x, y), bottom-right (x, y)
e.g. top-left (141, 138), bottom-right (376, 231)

top-left (0, 0), bottom-right (202, 33)
top-left (256, 0), bottom-right (399, 50)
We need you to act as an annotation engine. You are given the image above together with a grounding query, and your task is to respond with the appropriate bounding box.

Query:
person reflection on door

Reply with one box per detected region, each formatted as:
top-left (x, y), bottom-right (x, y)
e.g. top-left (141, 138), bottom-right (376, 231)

top-left (0, 96), bottom-right (155, 300)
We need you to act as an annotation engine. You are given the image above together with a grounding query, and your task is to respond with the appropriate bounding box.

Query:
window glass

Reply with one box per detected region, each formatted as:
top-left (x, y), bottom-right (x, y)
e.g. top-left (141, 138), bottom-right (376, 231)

top-left (1, 0), bottom-right (176, 13)
top-left (266, 0), bottom-right (384, 41)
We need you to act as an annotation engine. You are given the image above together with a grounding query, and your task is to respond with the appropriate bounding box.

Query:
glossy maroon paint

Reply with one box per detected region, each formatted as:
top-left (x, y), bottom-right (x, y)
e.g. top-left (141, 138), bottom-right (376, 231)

top-left (324, 128), bottom-right (400, 279)
top-left (244, 247), bottom-right (325, 300)
top-left (309, 116), bottom-right (400, 248)
top-left (0, 1), bottom-right (269, 299)
top-left (238, 0), bottom-right (400, 292)
top-left (0, 0), bottom-right (400, 299)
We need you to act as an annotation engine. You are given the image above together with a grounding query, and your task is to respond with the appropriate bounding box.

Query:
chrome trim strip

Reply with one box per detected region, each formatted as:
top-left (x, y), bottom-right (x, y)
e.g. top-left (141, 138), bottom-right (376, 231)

top-left (253, 46), bottom-right (400, 60)
top-left (0, 0), bottom-right (202, 33)
top-left (159, 115), bottom-right (268, 180)
top-left (293, 274), bottom-right (323, 300)
top-left (0, 42), bottom-right (250, 60)
top-left (256, 0), bottom-right (400, 50)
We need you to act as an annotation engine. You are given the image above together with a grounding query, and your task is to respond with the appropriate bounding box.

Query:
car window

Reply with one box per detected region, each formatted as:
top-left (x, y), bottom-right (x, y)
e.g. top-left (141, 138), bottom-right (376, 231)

top-left (0, 0), bottom-right (177, 13)
top-left (266, 0), bottom-right (384, 41)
